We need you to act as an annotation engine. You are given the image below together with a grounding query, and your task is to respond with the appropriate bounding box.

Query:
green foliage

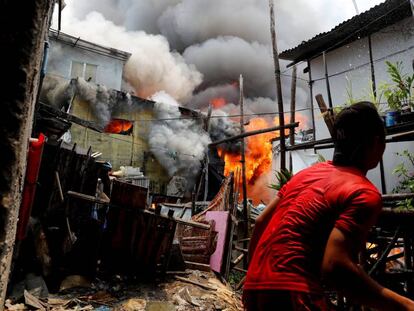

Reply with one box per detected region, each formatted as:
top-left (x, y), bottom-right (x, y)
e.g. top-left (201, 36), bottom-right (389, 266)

top-left (345, 77), bottom-right (358, 106)
top-left (383, 61), bottom-right (414, 111)
top-left (393, 150), bottom-right (414, 210)
top-left (269, 169), bottom-right (293, 191)
top-left (228, 270), bottom-right (245, 288)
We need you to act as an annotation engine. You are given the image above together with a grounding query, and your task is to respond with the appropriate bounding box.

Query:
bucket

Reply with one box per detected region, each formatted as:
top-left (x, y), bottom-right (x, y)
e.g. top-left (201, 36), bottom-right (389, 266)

top-left (385, 111), bottom-right (399, 127)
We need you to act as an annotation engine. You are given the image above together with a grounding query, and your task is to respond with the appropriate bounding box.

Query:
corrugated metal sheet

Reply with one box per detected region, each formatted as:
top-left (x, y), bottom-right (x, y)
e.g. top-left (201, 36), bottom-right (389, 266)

top-left (279, 0), bottom-right (411, 64)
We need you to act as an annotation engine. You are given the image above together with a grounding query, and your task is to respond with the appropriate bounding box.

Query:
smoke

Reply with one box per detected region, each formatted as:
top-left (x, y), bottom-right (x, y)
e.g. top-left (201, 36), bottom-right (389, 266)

top-left (187, 84), bottom-right (239, 110)
top-left (158, 0), bottom-right (270, 51)
top-left (40, 75), bottom-right (74, 110)
top-left (57, 10), bottom-right (202, 101)
top-left (148, 91), bottom-right (211, 178)
top-left (41, 76), bottom-right (134, 126)
top-left (183, 37), bottom-right (275, 98)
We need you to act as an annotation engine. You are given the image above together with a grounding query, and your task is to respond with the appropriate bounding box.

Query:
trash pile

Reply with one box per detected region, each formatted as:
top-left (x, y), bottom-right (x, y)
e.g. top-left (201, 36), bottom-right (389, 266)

top-left (5, 271), bottom-right (242, 311)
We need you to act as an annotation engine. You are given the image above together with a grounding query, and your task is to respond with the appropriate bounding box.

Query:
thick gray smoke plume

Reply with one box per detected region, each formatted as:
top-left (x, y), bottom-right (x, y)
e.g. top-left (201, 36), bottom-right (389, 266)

top-left (149, 91), bottom-right (211, 178)
top-left (187, 84), bottom-right (239, 110)
top-left (41, 76), bottom-right (134, 126)
top-left (183, 37), bottom-right (275, 98)
top-left (51, 0), bottom-right (381, 188)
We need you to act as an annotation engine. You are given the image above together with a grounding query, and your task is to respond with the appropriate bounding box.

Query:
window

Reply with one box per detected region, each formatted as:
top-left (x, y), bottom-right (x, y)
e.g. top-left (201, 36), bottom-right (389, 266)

top-left (70, 61), bottom-right (98, 83)
top-left (104, 119), bottom-right (133, 135)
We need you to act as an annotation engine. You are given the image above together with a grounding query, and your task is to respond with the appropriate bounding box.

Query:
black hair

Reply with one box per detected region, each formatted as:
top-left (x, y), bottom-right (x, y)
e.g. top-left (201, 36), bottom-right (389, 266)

top-left (333, 102), bottom-right (385, 166)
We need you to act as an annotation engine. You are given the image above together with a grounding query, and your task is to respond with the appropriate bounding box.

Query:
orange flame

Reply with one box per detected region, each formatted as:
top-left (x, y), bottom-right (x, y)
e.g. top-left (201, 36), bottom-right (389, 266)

top-left (104, 119), bottom-right (133, 135)
top-left (218, 113), bottom-right (308, 204)
top-left (209, 97), bottom-right (227, 109)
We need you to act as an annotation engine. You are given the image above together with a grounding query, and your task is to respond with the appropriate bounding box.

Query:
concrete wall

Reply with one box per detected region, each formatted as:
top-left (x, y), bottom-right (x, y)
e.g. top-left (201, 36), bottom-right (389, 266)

top-left (69, 97), bottom-right (171, 193)
top-left (47, 39), bottom-right (126, 90)
top-left (0, 0), bottom-right (55, 307)
top-left (309, 17), bottom-right (414, 192)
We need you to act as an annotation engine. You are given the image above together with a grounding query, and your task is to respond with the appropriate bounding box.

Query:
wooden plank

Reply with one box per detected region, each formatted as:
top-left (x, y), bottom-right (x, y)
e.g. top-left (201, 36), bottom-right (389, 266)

top-left (39, 102), bottom-right (103, 132)
top-left (315, 94), bottom-right (335, 138)
top-left (67, 190), bottom-right (109, 204)
top-left (382, 193), bottom-right (414, 201)
top-left (184, 261), bottom-right (211, 272)
top-left (234, 267), bottom-right (247, 273)
top-left (174, 276), bottom-right (216, 291)
top-left (234, 246), bottom-right (248, 254)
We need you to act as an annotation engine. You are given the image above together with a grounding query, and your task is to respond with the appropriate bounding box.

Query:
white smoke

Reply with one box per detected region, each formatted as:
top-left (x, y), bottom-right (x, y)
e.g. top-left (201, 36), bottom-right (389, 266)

top-left (56, 9), bottom-right (202, 101)
top-left (149, 91), bottom-right (211, 178)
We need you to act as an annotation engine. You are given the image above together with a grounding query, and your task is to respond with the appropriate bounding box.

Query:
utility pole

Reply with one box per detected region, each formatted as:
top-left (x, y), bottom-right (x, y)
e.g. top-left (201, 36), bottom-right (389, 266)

top-left (269, 0), bottom-right (286, 170)
top-left (203, 104), bottom-right (212, 201)
top-left (352, 0), bottom-right (360, 14)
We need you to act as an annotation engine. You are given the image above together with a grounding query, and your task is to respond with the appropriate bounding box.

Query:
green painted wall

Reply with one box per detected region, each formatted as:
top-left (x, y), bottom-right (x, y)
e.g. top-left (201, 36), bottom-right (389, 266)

top-left (70, 96), bottom-right (170, 193)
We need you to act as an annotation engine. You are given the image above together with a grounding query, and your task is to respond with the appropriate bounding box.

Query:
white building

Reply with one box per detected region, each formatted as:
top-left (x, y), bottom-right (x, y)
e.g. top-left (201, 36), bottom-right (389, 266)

top-left (278, 0), bottom-right (414, 192)
top-left (47, 29), bottom-right (130, 90)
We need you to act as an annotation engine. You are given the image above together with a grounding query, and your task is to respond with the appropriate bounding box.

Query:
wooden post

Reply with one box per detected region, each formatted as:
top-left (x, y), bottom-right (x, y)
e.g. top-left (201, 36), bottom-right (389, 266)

top-left (239, 75), bottom-right (249, 269)
top-left (307, 59), bottom-right (317, 140)
top-left (239, 75), bottom-right (249, 230)
top-left (289, 66), bottom-right (297, 172)
top-left (323, 51), bottom-right (333, 109)
top-left (368, 35), bottom-right (387, 194)
top-left (269, 0), bottom-right (286, 171)
top-left (315, 94), bottom-right (336, 138)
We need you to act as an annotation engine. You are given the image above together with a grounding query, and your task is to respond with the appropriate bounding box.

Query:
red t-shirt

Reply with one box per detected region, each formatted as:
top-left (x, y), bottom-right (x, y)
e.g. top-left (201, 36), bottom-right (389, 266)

top-left (244, 161), bottom-right (382, 294)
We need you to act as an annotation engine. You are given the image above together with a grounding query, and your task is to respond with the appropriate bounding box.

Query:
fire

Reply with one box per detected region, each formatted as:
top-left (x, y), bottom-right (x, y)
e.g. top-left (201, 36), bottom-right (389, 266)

top-left (218, 113), bottom-right (308, 203)
top-left (220, 118), bottom-right (274, 184)
top-left (209, 97), bottom-right (227, 109)
top-left (104, 119), bottom-right (133, 135)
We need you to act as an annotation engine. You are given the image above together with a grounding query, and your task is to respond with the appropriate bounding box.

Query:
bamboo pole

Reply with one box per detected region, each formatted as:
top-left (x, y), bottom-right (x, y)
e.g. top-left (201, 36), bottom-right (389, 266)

top-left (269, 0), bottom-right (286, 170)
top-left (208, 122), bottom-right (298, 147)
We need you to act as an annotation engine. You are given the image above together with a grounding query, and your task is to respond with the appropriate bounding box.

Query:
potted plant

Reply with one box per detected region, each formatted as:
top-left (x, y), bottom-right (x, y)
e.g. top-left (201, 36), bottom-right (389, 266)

top-left (383, 61), bottom-right (414, 126)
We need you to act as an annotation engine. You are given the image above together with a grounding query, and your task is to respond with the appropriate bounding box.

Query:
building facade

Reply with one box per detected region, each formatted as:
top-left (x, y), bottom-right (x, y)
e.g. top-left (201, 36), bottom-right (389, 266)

top-left (279, 0), bottom-right (414, 192)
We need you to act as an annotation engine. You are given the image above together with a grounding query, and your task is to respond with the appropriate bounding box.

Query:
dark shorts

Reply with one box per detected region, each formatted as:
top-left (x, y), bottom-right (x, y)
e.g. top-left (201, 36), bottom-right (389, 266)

top-left (243, 290), bottom-right (331, 311)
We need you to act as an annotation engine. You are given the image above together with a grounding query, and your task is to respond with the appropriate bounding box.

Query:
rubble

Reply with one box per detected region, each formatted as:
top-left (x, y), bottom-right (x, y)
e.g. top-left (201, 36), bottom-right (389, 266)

top-left (4, 271), bottom-right (242, 311)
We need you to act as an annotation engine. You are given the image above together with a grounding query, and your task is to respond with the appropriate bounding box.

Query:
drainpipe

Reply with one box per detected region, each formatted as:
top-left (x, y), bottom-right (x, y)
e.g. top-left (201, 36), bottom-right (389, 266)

top-left (33, 41), bottom-right (50, 135)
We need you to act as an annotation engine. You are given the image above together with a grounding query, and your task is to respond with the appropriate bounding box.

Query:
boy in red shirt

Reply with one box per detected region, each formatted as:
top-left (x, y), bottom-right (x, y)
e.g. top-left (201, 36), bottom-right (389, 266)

top-left (244, 102), bottom-right (414, 310)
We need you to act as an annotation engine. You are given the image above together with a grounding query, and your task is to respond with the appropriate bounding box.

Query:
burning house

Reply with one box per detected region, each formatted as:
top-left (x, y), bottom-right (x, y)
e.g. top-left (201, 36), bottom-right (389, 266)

top-left (39, 30), bottom-right (227, 198)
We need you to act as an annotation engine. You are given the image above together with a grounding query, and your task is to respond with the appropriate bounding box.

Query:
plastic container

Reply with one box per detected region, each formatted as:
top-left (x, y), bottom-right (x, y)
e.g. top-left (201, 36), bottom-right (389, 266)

top-left (385, 111), bottom-right (400, 127)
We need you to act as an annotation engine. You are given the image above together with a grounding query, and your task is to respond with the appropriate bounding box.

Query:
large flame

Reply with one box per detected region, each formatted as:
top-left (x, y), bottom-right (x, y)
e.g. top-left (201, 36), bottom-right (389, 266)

top-left (104, 119), bottom-right (133, 135)
top-left (218, 113), bottom-right (308, 204)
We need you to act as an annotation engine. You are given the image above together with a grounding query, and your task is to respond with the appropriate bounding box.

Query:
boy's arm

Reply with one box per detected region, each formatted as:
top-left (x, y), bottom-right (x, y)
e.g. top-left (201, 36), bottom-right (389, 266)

top-left (323, 228), bottom-right (414, 310)
top-left (322, 190), bottom-right (414, 310)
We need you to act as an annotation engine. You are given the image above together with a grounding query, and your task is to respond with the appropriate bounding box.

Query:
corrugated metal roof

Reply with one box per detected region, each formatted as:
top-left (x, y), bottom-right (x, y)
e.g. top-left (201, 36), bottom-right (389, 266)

top-left (279, 0), bottom-right (411, 64)
top-left (49, 29), bottom-right (131, 62)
